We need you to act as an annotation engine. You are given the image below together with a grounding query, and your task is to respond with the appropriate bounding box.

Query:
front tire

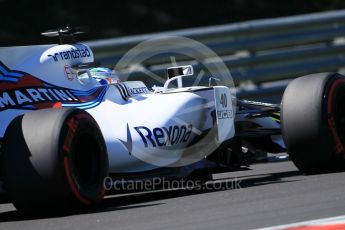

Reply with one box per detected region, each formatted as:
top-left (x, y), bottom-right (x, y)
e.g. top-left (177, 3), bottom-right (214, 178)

top-left (1, 108), bottom-right (108, 213)
top-left (281, 73), bottom-right (345, 174)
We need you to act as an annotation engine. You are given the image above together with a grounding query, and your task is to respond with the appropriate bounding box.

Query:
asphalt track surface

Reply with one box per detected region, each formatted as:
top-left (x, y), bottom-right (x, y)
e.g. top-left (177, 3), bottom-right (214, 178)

top-left (1, 160), bottom-right (345, 230)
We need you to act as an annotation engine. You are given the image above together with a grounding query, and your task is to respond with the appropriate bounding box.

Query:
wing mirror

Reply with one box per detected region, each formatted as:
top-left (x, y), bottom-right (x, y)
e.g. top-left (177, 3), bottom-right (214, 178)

top-left (164, 65), bottom-right (194, 91)
top-left (166, 65), bottom-right (194, 79)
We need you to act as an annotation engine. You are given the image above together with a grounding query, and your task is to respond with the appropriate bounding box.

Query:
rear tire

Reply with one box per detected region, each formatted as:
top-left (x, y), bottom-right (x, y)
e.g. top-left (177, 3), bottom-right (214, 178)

top-left (1, 108), bottom-right (108, 213)
top-left (281, 73), bottom-right (345, 174)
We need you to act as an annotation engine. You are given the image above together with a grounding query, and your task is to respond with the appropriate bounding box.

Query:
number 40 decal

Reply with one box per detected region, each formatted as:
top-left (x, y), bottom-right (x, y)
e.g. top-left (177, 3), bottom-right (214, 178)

top-left (220, 93), bottom-right (227, 108)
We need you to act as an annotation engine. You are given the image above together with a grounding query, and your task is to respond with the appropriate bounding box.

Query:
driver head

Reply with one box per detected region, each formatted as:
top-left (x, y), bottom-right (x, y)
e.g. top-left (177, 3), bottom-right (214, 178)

top-left (89, 67), bottom-right (120, 85)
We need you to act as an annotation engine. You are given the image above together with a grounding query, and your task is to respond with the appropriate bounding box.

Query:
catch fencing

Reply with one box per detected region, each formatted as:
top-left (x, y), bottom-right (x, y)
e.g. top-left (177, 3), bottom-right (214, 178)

top-left (85, 10), bottom-right (345, 103)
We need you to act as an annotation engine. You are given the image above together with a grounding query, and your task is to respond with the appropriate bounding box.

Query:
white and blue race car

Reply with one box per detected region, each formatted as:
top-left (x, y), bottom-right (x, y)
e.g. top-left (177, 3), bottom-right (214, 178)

top-left (0, 27), bottom-right (345, 213)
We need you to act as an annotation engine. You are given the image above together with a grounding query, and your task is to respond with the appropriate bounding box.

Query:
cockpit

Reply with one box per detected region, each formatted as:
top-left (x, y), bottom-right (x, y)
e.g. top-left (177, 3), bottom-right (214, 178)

top-left (78, 67), bottom-right (121, 85)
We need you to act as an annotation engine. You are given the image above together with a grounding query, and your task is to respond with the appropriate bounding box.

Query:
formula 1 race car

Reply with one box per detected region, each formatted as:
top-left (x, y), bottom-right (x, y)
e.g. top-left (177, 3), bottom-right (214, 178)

top-left (0, 27), bottom-right (345, 213)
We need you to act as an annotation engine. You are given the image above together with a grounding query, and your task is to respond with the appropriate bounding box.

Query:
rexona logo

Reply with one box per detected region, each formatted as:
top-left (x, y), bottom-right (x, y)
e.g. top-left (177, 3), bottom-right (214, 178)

top-left (134, 124), bottom-right (193, 148)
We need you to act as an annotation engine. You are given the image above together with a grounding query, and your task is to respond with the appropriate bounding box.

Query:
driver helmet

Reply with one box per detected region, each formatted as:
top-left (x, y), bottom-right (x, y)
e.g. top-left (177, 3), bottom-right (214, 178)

top-left (89, 67), bottom-right (120, 85)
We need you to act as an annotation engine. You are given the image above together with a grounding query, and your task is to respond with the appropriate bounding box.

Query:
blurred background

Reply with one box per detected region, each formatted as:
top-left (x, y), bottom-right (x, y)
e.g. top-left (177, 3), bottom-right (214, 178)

top-left (2, 0), bottom-right (345, 103)
top-left (1, 0), bottom-right (345, 45)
